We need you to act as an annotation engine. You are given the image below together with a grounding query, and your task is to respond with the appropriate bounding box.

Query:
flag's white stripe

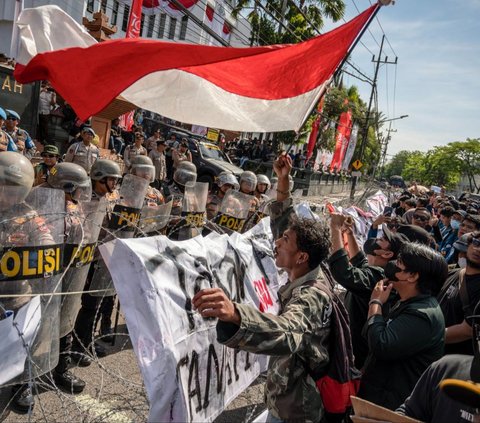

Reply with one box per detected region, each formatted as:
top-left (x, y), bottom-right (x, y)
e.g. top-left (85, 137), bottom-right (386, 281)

top-left (121, 69), bottom-right (327, 132)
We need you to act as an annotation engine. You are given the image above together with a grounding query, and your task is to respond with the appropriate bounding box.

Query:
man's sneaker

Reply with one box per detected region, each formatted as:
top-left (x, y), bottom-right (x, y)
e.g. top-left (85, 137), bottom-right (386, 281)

top-left (53, 370), bottom-right (86, 394)
top-left (11, 384), bottom-right (34, 414)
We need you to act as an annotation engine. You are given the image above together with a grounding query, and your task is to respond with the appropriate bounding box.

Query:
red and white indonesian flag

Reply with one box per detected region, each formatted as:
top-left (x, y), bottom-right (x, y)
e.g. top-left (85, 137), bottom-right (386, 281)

top-left (14, 4), bottom-right (378, 132)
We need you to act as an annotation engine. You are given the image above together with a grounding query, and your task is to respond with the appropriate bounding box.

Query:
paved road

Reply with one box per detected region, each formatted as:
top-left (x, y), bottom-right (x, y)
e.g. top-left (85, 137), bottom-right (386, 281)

top-left (1, 322), bottom-right (265, 423)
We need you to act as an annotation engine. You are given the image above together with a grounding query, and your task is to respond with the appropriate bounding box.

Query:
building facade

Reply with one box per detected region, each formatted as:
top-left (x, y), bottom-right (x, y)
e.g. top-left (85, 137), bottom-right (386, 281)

top-left (0, 0), bottom-right (252, 58)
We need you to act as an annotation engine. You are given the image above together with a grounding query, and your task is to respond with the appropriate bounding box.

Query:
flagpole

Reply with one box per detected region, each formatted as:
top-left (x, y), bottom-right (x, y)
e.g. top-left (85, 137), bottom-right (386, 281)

top-left (285, 1), bottom-right (384, 158)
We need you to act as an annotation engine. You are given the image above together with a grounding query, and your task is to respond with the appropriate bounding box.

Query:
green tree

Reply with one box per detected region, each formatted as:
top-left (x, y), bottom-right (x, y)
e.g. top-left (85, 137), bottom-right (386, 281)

top-left (384, 150), bottom-right (422, 179)
top-left (446, 139), bottom-right (480, 192)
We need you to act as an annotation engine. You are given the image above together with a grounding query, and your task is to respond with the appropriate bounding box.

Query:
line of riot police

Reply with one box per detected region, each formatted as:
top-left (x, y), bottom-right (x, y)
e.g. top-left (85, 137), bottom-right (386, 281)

top-left (0, 152), bottom-right (291, 414)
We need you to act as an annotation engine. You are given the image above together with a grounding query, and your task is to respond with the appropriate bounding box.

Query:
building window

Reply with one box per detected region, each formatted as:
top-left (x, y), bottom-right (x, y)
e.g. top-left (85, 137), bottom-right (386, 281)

top-left (111, 0), bottom-right (119, 25)
top-left (147, 14), bottom-right (156, 37)
top-left (168, 18), bottom-right (177, 40)
top-left (179, 16), bottom-right (188, 40)
top-left (121, 4), bottom-right (130, 32)
top-left (157, 14), bottom-right (167, 38)
top-left (87, 0), bottom-right (95, 13)
top-left (100, 0), bottom-right (107, 13)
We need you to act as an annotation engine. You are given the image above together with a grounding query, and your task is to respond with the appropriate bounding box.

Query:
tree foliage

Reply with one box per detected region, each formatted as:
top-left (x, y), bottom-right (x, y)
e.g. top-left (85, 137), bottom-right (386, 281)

top-left (385, 139), bottom-right (480, 192)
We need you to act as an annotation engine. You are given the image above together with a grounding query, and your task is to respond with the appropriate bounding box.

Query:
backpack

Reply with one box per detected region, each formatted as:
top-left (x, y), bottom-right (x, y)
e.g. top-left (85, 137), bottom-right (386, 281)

top-left (304, 264), bottom-right (361, 421)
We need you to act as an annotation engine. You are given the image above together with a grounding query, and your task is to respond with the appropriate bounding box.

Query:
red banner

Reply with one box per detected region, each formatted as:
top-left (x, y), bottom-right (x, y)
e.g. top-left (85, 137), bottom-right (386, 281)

top-left (126, 0), bottom-right (143, 38)
top-left (330, 110), bottom-right (352, 171)
top-left (306, 96), bottom-right (325, 163)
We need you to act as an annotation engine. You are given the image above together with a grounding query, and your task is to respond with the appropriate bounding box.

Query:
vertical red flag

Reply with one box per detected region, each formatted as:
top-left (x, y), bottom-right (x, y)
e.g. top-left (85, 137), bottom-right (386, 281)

top-left (306, 96), bottom-right (325, 163)
top-left (330, 109), bottom-right (352, 171)
top-left (126, 0), bottom-right (143, 38)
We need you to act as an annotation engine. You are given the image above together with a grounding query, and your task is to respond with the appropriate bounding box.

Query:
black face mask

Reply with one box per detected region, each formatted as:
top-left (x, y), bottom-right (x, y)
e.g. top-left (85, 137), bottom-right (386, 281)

top-left (384, 260), bottom-right (401, 281)
top-left (363, 238), bottom-right (382, 256)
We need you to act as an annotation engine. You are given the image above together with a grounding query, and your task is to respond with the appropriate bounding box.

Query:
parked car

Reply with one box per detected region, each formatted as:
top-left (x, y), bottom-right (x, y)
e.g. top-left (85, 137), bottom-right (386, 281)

top-left (186, 138), bottom-right (244, 186)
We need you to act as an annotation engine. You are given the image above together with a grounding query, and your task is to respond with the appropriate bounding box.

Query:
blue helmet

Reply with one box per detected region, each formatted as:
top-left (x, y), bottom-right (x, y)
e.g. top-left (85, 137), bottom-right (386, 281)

top-left (5, 109), bottom-right (21, 120)
top-left (0, 107), bottom-right (6, 120)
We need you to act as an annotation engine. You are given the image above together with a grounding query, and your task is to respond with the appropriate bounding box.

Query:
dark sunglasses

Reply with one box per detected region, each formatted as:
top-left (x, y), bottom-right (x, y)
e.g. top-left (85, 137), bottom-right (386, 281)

top-left (6, 116), bottom-right (18, 121)
top-left (387, 223), bottom-right (399, 230)
top-left (413, 214), bottom-right (428, 222)
top-left (471, 238), bottom-right (480, 248)
top-left (42, 154), bottom-right (57, 158)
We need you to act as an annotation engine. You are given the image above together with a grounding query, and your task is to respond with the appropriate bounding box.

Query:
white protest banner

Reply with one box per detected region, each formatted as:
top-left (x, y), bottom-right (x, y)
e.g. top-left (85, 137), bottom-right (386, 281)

top-left (99, 218), bottom-right (286, 422)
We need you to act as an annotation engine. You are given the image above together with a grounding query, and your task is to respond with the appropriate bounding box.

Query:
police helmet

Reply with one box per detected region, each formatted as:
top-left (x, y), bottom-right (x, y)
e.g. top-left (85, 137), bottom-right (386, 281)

top-left (173, 161), bottom-right (197, 186)
top-left (256, 174), bottom-right (271, 190)
top-left (239, 171), bottom-right (257, 193)
top-left (0, 152), bottom-right (34, 206)
top-left (90, 159), bottom-right (122, 181)
top-left (0, 107), bottom-right (6, 120)
top-left (129, 155), bottom-right (155, 183)
top-left (217, 171), bottom-right (239, 190)
top-left (48, 162), bottom-right (92, 201)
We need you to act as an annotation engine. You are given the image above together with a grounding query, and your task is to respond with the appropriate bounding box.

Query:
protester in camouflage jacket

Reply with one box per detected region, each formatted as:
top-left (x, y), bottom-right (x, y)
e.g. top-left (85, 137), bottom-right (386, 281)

top-left (193, 155), bottom-right (333, 423)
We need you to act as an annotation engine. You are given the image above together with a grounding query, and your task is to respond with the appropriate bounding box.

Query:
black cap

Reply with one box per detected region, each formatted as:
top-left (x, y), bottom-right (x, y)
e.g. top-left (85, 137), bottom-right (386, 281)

top-left (382, 226), bottom-right (409, 257)
top-left (397, 224), bottom-right (432, 246)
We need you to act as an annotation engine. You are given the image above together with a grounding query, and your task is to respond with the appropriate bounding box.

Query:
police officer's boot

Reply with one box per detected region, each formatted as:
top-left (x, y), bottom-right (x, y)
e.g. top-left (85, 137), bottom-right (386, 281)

top-left (11, 384), bottom-right (34, 414)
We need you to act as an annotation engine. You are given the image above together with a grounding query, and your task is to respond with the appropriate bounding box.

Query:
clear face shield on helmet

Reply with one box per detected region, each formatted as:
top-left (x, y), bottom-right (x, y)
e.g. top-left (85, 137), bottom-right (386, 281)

top-left (131, 165), bottom-right (155, 183)
top-left (65, 180), bottom-right (92, 203)
top-left (0, 159), bottom-right (34, 210)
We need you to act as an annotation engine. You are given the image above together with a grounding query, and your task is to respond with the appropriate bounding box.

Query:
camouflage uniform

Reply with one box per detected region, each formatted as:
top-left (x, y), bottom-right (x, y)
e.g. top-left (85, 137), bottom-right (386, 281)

top-left (217, 266), bottom-right (332, 423)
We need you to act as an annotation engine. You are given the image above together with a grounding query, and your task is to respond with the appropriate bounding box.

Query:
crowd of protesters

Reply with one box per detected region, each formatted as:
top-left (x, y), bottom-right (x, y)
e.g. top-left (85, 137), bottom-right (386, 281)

top-left (1, 100), bottom-right (480, 422)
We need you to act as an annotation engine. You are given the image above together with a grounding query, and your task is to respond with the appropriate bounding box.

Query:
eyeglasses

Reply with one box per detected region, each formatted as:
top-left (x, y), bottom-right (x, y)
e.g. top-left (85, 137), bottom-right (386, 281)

top-left (6, 117), bottom-right (18, 121)
top-left (413, 214), bottom-right (429, 222)
top-left (42, 154), bottom-right (57, 158)
top-left (387, 223), bottom-right (399, 230)
top-left (471, 238), bottom-right (480, 248)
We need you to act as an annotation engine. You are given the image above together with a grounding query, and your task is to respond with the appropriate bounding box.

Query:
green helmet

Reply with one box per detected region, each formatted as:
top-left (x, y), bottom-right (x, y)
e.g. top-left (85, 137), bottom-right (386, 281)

top-left (173, 161), bottom-right (197, 186)
top-left (90, 159), bottom-right (122, 181)
top-left (48, 162), bottom-right (92, 201)
top-left (130, 155), bottom-right (155, 183)
top-left (0, 151), bottom-right (34, 206)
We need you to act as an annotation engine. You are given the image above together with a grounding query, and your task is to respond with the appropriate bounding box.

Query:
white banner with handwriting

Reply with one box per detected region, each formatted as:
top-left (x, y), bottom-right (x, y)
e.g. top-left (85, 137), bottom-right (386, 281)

top-left (100, 218), bottom-right (285, 422)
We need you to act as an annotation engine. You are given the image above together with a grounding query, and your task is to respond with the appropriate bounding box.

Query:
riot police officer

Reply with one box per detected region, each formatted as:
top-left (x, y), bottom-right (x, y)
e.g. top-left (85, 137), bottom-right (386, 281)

top-left (129, 155), bottom-right (164, 206)
top-left (207, 171), bottom-right (239, 220)
top-left (4, 109), bottom-right (37, 159)
top-left (255, 174), bottom-right (271, 204)
top-left (72, 160), bottom-right (122, 366)
top-left (44, 162), bottom-right (92, 393)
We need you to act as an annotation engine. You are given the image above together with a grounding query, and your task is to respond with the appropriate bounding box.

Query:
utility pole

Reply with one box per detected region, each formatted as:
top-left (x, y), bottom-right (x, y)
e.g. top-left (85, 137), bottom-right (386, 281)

top-left (350, 34), bottom-right (397, 199)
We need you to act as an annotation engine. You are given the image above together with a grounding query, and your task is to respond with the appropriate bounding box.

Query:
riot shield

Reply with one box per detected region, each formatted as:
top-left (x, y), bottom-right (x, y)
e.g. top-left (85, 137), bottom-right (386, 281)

top-left (89, 174), bottom-right (149, 297)
top-left (167, 182), bottom-right (208, 240)
top-left (59, 199), bottom-right (106, 337)
top-left (138, 200), bottom-right (173, 235)
top-left (0, 187), bottom-right (65, 383)
top-left (108, 174), bottom-right (149, 239)
top-left (213, 190), bottom-right (254, 234)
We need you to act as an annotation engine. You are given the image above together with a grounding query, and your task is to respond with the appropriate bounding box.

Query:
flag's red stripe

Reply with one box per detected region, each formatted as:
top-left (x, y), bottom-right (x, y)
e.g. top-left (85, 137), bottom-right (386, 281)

top-left (15, 5), bottom-right (376, 120)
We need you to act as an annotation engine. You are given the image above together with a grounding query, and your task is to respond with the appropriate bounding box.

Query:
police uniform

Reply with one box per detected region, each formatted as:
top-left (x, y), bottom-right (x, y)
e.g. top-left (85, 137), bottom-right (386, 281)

top-left (64, 141), bottom-right (99, 174)
top-left (123, 145), bottom-right (147, 170)
top-left (143, 185), bottom-right (164, 207)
